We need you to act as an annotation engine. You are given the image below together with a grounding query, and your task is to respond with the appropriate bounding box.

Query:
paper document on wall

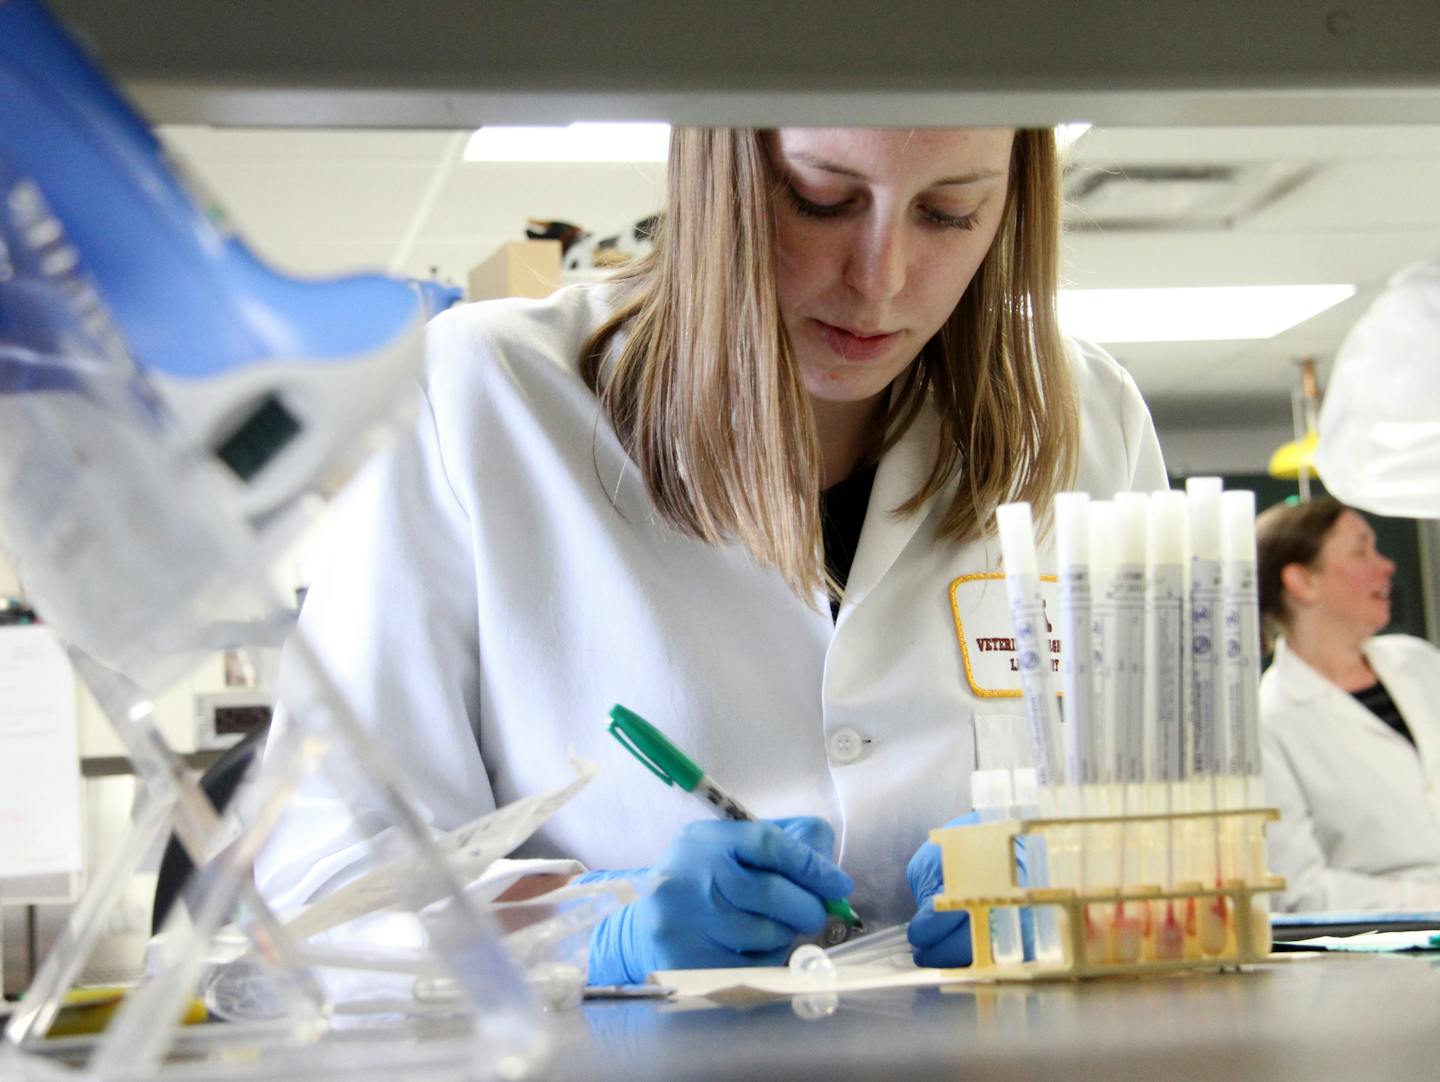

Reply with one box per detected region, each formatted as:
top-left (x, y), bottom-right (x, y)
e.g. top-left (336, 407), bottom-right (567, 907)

top-left (0, 625), bottom-right (82, 877)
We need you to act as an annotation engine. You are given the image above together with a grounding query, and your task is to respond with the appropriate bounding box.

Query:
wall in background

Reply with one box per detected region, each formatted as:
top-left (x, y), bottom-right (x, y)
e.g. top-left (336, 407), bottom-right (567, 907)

top-left (0, 552), bottom-right (19, 598)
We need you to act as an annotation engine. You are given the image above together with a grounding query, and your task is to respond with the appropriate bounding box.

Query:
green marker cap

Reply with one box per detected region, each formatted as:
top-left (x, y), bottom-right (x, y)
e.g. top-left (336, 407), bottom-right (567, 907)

top-left (607, 704), bottom-right (704, 792)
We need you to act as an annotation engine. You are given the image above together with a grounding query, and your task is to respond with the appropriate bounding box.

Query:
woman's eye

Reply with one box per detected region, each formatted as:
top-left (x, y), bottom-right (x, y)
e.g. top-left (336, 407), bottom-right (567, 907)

top-left (920, 206), bottom-right (981, 231)
top-left (785, 186), bottom-right (850, 219)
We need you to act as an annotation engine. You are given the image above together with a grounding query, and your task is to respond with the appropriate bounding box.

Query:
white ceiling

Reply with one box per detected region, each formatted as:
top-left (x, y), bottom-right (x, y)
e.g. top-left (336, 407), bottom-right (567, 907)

top-left (157, 123), bottom-right (1440, 443)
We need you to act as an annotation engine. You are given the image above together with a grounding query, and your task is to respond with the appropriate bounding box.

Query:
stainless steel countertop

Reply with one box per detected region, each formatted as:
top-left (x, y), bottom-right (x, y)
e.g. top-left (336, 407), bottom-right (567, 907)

top-left (547, 953), bottom-right (1440, 1081)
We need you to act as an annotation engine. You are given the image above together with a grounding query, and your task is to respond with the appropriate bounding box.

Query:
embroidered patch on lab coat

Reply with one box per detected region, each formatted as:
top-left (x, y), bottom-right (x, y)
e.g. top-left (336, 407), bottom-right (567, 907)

top-left (949, 572), bottom-right (1063, 698)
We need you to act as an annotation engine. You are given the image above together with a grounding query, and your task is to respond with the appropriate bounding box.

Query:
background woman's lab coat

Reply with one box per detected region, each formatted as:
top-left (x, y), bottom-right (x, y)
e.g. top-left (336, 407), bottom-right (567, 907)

top-left (1262, 635), bottom-right (1440, 910)
top-left (255, 285), bottom-right (1167, 927)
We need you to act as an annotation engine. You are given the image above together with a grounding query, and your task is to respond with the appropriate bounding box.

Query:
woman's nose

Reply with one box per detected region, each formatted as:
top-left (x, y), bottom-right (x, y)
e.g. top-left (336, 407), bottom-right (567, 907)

top-left (844, 225), bottom-right (907, 302)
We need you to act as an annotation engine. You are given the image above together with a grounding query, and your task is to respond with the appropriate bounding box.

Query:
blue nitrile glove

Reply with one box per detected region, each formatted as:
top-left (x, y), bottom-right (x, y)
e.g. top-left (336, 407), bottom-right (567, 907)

top-left (907, 812), bottom-right (1032, 967)
top-left (582, 816), bottom-right (853, 985)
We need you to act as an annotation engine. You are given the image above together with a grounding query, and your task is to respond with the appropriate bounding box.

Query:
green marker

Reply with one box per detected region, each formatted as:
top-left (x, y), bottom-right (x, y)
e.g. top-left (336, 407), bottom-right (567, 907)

top-left (606, 703), bottom-right (863, 931)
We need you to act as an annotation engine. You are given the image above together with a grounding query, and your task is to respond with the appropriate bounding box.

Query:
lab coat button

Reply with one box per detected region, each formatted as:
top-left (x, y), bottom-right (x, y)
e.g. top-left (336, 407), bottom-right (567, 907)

top-left (828, 727), bottom-right (866, 764)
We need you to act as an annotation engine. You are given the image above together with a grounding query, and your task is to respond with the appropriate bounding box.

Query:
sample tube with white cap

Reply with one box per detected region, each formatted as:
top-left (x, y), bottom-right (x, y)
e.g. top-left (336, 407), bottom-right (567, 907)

top-left (1185, 477), bottom-right (1226, 793)
top-left (1220, 490), bottom-right (1264, 800)
top-left (1085, 500), bottom-right (1120, 958)
top-left (1109, 492), bottom-right (1149, 962)
top-left (1146, 490), bottom-right (1189, 959)
top-left (1053, 493), bottom-right (1094, 959)
top-left (1184, 476), bottom-right (1230, 956)
top-left (995, 503), bottom-right (1064, 790)
top-left (1221, 488), bottom-right (1272, 952)
top-left (995, 501), bottom-right (1066, 964)
top-left (1055, 493), bottom-right (1095, 796)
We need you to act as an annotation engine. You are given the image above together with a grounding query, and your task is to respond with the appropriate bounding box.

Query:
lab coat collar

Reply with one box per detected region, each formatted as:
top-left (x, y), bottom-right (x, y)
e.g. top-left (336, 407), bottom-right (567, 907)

top-left (841, 400), bottom-right (944, 611)
top-left (1362, 635), bottom-right (1429, 693)
top-left (1270, 635), bottom-right (1421, 703)
top-left (1268, 638), bottom-right (1335, 704)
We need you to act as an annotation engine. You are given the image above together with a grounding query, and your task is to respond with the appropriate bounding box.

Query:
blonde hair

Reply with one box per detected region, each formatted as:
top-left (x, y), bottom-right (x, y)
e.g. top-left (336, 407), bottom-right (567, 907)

top-left (582, 128), bottom-right (1078, 600)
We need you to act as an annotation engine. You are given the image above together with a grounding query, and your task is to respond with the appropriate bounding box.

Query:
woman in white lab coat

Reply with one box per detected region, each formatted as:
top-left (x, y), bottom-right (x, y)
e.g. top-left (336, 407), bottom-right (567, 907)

top-left (1257, 497), bottom-right (1440, 911)
top-left (256, 128), bottom-right (1166, 981)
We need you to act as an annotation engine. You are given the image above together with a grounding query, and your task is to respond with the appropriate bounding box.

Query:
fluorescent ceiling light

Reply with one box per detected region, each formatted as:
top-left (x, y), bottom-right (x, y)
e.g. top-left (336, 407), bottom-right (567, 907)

top-left (1057, 284), bottom-right (1357, 343)
top-left (464, 123), bottom-right (670, 163)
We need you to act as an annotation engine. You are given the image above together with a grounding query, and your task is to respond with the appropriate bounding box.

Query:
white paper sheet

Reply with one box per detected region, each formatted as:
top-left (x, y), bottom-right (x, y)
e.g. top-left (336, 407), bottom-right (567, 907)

top-left (0, 626), bottom-right (82, 877)
top-left (284, 754), bottom-right (598, 940)
top-left (1292, 930), bottom-right (1440, 953)
top-left (651, 958), bottom-right (954, 999)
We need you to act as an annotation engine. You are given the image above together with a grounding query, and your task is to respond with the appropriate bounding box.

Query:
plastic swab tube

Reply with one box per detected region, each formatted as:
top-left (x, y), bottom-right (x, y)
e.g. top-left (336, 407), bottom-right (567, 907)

top-left (996, 502), bottom-right (1066, 964)
top-left (1147, 490), bottom-right (1189, 959)
top-left (996, 503), bottom-right (1065, 790)
top-left (1054, 494), bottom-right (1093, 955)
top-left (1055, 493), bottom-right (1095, 795)
top-left (1222, 489), bottom-right (1272, 953)
top-left (1221, 490), bottom-right (1264, 797)
top-left (1185, 476), bottom-right (1230, 956)
top-left (1086, 500), bottom-right (1120, 959)
top-left (1110, 492), bottom-right (1149, 962)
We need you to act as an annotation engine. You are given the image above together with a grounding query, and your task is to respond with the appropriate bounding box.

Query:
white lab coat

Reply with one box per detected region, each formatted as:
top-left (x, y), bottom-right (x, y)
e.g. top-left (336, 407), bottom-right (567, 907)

top-left (1261, 635), bottom-right (1440, 911)
top-left (256, 284), bottom-right (1167, 927)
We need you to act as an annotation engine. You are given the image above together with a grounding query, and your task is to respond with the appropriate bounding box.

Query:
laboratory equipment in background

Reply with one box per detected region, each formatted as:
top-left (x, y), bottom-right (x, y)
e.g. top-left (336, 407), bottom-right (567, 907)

top-left (1316, 258), bottom-right (1440, 519)
top-left (0, 624), bottom-right (85, 998)
top-left (1266, 358), bottom-right (1323, 499)
top-left (193, 645), bottom-right (280, 752)
top-left (928, 485), bottom-right (1283, 979)
top-left (193, 689), bottom-right (272, 753)
top-left (0, 1), bottom-right (554, 1078)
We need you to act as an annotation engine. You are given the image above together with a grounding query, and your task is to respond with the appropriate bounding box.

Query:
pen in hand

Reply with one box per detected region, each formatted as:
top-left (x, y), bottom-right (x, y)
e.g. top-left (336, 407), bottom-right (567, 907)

top-left (606, 703), bottom-right (864, 935)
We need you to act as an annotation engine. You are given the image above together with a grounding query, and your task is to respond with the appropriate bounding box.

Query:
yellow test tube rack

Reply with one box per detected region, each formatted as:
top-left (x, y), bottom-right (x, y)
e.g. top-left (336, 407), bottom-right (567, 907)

top-left (931, 807), bottom-right (1285, 980)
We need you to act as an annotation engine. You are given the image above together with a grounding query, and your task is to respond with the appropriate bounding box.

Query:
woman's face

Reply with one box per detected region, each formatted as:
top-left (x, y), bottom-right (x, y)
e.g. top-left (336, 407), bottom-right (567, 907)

top-left (770, 128), bottom-right (1016, 410)
top-left (1306, 510), bottom-right (1396, 637)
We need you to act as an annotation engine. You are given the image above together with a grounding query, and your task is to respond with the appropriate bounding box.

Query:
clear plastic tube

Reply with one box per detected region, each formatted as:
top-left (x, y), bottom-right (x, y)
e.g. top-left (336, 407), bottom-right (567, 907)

top-left (996, 504), bottom-right (1067, 966)
top-left (972, 770), bottom-right (1024, 967)
top-left (824, 923), bottom-right (912, 965)
top-left (1223, 491), bottom-right (1271, 952)
top-left (1110, 494), bottom-right (1148, 963)
top-left (1055, 493), bottom-right (1095, 790)
top-left (1185, 477), bottom-right (1230, 957)
top-left (1147, 491), bottom-right (1189, 959)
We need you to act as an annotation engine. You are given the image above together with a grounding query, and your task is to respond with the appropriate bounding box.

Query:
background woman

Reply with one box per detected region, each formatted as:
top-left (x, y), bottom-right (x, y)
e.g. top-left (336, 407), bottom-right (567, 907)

top-left (1258, 497), bottom-right (1440, 910)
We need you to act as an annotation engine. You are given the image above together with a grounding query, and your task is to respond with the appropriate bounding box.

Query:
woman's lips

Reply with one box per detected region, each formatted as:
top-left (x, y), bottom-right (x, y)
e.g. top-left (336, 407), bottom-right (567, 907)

top-left (814, 319), bottom-right (900, 362)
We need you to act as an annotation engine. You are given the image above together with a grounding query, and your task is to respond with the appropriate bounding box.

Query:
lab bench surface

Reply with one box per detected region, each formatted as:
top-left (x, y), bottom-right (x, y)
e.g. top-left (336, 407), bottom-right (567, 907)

top-left (544, 952), bottom-right (1440, 1081)
top-left (11, 953), bottom-right (1438, 1080)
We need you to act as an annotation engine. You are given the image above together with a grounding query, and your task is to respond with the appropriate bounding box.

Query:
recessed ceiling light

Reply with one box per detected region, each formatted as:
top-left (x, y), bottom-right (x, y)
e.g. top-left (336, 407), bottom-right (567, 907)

top-left (464, 123), bottom-right (670, 163)
top-left (1064, 162), bottom-right (1313, 230)
top-left (1057, 284), bottom-right (1357, 343)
